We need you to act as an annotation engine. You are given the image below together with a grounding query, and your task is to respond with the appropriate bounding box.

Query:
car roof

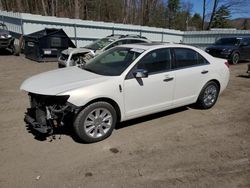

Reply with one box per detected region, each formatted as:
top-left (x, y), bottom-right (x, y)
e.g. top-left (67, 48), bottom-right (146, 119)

top-left (219, 37), bottom-right (250, 40)
top-left (106, 34), bottom-right (148, 41)
top-left (62, 47), bottom-right (91, 55)
top-left (120, 42), bottom-right (195, 51)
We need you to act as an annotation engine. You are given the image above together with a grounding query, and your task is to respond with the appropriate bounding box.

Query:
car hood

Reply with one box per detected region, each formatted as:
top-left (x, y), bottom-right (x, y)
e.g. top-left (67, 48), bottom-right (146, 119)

top-left (20, 66), bottom-right (109, 95)
top-left (0, 31), bottom-right (10, 37)
top-left (206, 45), bottom-right (237, 50)
top-left (62, 48), bottom-right (93, 55)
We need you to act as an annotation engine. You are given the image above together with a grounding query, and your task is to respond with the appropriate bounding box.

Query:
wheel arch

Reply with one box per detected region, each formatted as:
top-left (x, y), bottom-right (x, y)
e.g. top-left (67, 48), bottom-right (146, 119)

top-left (229, 50), bottom-right (241, 62)
top-left (78, 97), bottom-right (122, 123)
top-left (208, 79), bottom-right (221, 92)
top-left (197, 79), bottom-right (221, 101)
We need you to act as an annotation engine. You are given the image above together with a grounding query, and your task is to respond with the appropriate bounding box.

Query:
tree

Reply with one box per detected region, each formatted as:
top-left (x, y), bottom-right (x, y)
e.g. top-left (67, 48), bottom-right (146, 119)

top-left (207, 0), bottom-right (219, 30)
top-left (41, 0), bottom-right (48, 16)
top-left (206, 0), bottom-right (248, 30)
top-left (0, 0), bottom-right (2, 10)
top-left (190, 13), bottom-right (202, 30)
top-left (211, 5), bottom-right (230, 28)
top-left (74, 0), bottom-right (80, 18)
top-left (167, 0), bottom-right (180, 29)
top-left (202, 0), bottom-right (206, 30)
top-left (242, 19), bottom-right (249, 30)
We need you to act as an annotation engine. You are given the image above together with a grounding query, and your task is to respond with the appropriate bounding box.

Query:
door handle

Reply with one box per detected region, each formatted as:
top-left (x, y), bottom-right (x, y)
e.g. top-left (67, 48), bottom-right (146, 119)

top-left (201, 70), bottom-right (209, 74)
top-left (163, 77), bottom-right (174, 82)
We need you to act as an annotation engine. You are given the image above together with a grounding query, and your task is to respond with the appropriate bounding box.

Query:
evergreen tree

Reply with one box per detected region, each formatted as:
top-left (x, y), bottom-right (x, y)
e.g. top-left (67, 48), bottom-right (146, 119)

top-left (167, 0), bottom-right (180, 29)
top-left (190, 13), bottom-right (202, 30)
top-left (211, 5), bottom-right (231, 28)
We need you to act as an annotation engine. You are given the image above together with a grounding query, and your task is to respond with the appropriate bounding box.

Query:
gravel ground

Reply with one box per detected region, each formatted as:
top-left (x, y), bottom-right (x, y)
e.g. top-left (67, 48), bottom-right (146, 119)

top-left (0, 53), bottom-right (249, 188)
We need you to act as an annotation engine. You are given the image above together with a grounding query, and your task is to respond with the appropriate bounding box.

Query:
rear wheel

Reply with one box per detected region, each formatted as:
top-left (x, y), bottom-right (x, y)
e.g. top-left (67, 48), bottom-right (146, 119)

top-left (230, 52), bottom-right (240, 65)
top-left (196, 81), bottom-right (219, 109)
top-left (73, 102), bottom-right (117, 143)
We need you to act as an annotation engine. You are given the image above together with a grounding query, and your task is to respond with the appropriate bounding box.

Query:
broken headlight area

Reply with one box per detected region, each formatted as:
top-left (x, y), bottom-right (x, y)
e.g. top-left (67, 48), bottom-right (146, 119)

top-left (24, 93), bottom-right (76, 135)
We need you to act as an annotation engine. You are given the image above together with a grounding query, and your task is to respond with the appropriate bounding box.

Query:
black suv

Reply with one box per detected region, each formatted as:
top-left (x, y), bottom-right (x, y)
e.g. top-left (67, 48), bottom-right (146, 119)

top-left (0, 23), bottom-right (16, 54)
top-left (205, 37), bottom-right (250, 64)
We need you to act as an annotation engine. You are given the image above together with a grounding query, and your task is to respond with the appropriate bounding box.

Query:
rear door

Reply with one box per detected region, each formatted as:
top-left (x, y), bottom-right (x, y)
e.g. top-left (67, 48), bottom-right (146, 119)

top-left (240, 38), bottom-right (250, 59)
top-left (171, 48), bottom-right (211, 106)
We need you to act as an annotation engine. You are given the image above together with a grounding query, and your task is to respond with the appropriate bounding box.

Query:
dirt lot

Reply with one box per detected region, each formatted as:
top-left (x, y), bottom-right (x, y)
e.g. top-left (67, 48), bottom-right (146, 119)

top-left (0, 53), bottom-right (249, 188)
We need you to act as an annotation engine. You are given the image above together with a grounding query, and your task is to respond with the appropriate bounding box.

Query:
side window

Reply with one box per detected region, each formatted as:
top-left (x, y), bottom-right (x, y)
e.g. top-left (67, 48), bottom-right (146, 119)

top-left (173, 48), bottom-right (208, 69)
top-left (246, 38), bottom-right (250, 45)
top-left (137, 48), bottom-right (171, 74)
top-left (128, 39), bottom-right (147, 44)
top-left (105, 40), bottom-right (127, 50)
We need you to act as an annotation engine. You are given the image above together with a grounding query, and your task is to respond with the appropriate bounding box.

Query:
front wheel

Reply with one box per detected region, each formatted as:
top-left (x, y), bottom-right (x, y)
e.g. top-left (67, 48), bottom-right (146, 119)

top-left (196, 81), bottom-right (219, 109)
top-left (73, 102), bottom-right (117, 143)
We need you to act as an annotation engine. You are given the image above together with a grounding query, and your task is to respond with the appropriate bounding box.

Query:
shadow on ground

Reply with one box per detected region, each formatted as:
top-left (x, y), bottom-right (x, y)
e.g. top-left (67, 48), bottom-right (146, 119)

top-left (0, 49), bottom-right (13, 55)
top-left (24, 106), bottom-right (188, 143)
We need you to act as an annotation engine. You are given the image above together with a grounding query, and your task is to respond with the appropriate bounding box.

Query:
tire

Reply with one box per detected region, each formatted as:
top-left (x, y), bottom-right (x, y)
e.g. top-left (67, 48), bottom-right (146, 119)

top-left (9, 43), bottom-right (16, 55)
top-left (230, 52), bottom-right (240, 65)
top-left (196, 81), bottom-right (219, 109)
top-left (73, 102), bottom-right (117, 143)
top-left (13, 44), bottom-right (20, 56)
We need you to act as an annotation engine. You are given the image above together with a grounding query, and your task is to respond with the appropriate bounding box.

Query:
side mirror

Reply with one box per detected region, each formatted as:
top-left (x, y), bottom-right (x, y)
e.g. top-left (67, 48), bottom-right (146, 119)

top-left (133, 69), bottom-right (148, 78)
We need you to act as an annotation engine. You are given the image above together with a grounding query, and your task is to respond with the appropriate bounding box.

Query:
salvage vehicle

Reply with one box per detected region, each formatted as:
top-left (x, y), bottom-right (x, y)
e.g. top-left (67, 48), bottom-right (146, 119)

top-left (21, 43), bottom-right (230, 143)
top-left (58, 34), bottom-right (150, 68)
top-left (0, 23), bottom-right (16, 54)
top-left (205, 37), bottom-right (250, 64)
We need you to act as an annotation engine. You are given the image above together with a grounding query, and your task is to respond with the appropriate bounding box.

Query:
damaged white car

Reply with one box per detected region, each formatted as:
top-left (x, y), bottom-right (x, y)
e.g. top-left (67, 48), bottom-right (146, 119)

top-left (21, 43), bottom-right (230, 143)
top-left (58, 34), bottom-right (150, 68)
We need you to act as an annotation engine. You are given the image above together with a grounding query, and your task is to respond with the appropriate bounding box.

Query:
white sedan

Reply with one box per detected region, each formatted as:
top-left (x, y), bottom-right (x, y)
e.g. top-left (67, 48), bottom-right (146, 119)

top-left (21, 43), bottom-right (230, 143)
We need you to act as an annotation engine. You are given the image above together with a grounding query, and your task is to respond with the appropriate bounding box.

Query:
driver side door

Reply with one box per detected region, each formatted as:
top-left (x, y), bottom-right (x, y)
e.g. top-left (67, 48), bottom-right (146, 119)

top-left (123, 48), bottom-right (175, 119)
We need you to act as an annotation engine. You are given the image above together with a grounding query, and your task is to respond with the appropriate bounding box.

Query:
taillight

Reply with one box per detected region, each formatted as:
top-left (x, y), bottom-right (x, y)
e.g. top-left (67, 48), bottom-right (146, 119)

top-left (225, 61), bottom-right (230, 68)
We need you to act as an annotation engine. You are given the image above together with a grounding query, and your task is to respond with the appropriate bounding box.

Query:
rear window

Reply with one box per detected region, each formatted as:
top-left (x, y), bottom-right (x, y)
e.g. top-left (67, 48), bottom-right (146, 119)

top-left (215, 38), bottom-right (241, 46)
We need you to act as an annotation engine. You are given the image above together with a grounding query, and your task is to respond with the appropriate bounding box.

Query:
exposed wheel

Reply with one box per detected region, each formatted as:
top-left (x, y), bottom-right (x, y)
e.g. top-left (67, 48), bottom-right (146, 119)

top-left (230, 52), bottom-right (240, 65)
top-left (73, 102), bottom-right (117, 143)
top-left (196, 81), bottom-right (219, 109)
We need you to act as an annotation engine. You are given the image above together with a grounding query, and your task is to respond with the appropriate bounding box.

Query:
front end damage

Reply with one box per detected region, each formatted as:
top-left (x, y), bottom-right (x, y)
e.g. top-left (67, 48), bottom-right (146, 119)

top-left (24, 93), bottom-right (77, 135)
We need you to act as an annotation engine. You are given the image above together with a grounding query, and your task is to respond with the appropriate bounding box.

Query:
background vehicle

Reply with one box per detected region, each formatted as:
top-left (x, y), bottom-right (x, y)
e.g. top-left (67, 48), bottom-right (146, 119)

top-left (21, 43), bottom-right (229, 143)
top-left (205, 37), bottom-right (250, 64)
top-left (0, 23), bottom-right (16, 54)
top-left (58, 34), bottom-right (151, 68)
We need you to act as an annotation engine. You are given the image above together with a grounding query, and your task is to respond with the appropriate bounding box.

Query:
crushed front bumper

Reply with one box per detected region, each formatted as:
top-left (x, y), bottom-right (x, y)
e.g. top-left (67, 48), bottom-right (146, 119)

top-left (24, 108), bottom-right (51, 134)
top-left (24, 93), bottom-right (77, 134)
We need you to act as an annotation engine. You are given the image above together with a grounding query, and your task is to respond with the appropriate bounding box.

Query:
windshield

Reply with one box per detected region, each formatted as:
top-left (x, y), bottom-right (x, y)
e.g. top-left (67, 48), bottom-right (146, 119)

top-left (83, 47), bottom-right (144, 76)
top-left (85, 37), bottom-right (115, 50)
top-left (215, 38), bottom-right (241, 46)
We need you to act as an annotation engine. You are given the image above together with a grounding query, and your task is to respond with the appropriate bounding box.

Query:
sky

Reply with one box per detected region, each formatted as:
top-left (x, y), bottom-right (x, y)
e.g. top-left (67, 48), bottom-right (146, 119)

top-left (184, 0), bottom-right (250, 19)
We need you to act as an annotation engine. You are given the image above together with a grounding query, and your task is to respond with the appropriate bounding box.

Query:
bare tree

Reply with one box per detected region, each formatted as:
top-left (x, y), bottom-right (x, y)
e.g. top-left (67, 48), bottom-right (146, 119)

top-left (207, 0), bottom-right (219, 30)
top-left (202, 0), bottom-right (206, 30)
top-left (0, 0), bottom-right (3, 10)
top-left (51, 0), bottom-right (55, 16)
top-left (41, 0), bottom-right (47, 16)
top-left (74, 0), bottom-right (80, 19)
top-left (16, 0), bottom-right (22, 13)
